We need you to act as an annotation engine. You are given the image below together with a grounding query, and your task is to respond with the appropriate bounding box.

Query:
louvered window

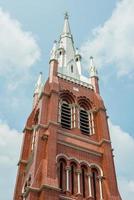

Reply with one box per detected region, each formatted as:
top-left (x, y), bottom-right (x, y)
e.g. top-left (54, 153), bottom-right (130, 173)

top-left (80, 109), bottom-right (90, 134)
top-left (61, 102), bottom-right (71, 129)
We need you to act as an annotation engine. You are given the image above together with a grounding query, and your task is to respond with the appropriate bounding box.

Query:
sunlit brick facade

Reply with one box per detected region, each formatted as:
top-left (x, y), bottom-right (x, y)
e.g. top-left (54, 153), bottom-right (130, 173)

top-left (14, 13), bottom-right (122, 200)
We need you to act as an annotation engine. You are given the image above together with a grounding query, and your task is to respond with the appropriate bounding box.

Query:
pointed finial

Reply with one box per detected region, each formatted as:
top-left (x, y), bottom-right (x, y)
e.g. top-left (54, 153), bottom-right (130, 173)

top-left (64, 12), bottom-right (69, 19)
top-left (90, 56), bottom-right (94, 66)
top-left (89, 56), bottom-right (98, 77)
top-left (62, 12), bottom-right (71, 35)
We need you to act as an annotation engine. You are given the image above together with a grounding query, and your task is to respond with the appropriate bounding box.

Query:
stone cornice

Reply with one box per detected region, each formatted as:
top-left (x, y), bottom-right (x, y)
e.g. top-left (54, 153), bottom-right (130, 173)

top-left (58, 130), bottom-right (111, 147)
top-left (23, 184), bottom-right (60, 197)
top-left (58, 140), bottom-right (102, 157)
top-left (24, 121), bottom-right (59, 132)
top-left (60, 195), bottom-right (74, 200)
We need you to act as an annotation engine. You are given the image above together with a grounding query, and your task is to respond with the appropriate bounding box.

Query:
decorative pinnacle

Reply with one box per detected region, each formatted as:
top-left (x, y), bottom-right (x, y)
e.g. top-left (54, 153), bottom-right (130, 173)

top-left (89, 56), bottom-right (98, 78)
top-left (34, 72), bottom-right (43, 94)
top-left (50, 40), bottom-right (58, 60)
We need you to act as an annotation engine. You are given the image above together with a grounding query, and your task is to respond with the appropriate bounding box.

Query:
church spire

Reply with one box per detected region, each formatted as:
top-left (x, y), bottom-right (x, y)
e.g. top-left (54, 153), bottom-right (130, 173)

top-left (57, 13), bottom-right (81, 79)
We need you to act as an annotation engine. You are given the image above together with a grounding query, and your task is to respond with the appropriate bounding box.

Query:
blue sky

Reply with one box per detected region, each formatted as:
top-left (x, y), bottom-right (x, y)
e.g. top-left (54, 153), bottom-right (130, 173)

top-left (0, 0), bottom-right (134, 199)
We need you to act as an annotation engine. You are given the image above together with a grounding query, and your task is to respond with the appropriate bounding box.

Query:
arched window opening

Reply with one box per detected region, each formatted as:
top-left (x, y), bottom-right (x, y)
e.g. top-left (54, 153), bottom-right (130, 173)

top-left (58, 158), bottom-right (66, 192)
top-left (91, 168), bottom-right (99, 200)
top-left (80, 108), bottom-right (90, 134)
top-left (61, 102), bottom-right (71, 129)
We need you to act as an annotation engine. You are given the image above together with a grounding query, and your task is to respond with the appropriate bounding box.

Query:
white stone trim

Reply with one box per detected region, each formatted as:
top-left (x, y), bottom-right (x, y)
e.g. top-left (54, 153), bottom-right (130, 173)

top-left (88, 175), bottom-right (92, 197)
top-left (56, 154), bottom-right (103, 176)
top-left (66, 168), bottom-right (70, 192)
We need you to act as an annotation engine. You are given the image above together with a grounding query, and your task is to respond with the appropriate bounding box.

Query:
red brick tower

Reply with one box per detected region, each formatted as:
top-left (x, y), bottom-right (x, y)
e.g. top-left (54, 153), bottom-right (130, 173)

top-left (14, 13), bottom-right (122, 200)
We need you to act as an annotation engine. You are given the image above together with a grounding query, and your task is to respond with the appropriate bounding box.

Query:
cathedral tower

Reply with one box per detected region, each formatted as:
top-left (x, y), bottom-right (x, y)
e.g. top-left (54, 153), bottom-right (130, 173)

top-left (14, 13), bottom-right (122, 200)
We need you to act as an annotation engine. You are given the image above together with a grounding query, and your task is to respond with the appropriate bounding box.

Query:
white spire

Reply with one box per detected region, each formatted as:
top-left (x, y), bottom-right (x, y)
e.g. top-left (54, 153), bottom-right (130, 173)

top-left (34, 72), bottom-right (43, 94)
top-left (89, 56), bottom-right (98, 78)
top-left (50, 40), bottom-right (57, 60)
top-left (57, 13), bottom-right (81, 79)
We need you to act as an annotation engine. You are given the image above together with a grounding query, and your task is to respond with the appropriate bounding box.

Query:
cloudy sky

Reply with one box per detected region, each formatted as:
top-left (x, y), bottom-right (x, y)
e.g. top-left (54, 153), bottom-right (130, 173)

top-left (0, 0), bottom-right (133, 199)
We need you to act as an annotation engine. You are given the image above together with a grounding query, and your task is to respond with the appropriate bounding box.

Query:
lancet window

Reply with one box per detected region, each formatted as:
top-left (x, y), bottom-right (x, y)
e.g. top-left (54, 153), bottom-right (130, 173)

top-left (58, 158), bottom-right (66, 191)
top-left (60, 101), bottom-right (71, 129)
top-left (78, 99), bottom-right (95, 135)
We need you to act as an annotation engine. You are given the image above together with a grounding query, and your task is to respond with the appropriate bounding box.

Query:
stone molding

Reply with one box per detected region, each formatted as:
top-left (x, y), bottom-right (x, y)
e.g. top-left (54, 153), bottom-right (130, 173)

top-left (58, 140), bottom-right (102, 157)
top-left (58, 130), bottom-right (111, 147)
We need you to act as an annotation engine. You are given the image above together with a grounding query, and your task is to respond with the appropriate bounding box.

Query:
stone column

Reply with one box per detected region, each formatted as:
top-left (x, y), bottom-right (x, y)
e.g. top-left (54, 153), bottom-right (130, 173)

top-left (88, 173), bottom-right (92, 198)
top-left (66, 166), bottom-right (70, 192)
top-left (76, 169), bottom-right (81, 195)
top-left (98, 176), bottom-right (103, 200)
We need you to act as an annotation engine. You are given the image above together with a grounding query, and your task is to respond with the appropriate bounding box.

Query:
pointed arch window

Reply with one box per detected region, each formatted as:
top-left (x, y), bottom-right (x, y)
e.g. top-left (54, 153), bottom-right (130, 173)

top-left (78, 102), bottom-right (95, 135)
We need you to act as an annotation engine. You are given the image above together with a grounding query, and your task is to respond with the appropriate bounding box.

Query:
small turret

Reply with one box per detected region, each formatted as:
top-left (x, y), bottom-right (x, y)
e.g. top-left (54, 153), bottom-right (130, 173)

top-left (89, 56), bottom-right (100, 94)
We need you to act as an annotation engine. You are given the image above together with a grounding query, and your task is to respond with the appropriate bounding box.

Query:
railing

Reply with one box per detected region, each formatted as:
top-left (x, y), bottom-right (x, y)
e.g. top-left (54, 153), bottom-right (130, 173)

top-left (57, 72), bottom-right (93, 89)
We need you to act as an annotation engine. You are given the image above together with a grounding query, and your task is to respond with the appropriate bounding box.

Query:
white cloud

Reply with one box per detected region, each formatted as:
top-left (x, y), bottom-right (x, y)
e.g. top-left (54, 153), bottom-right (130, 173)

top-left (0, 7), bottom-right (40, 77)
top-left (0, 121), bottom-right (22, 200)
top-left (81, 0), bottom-right (134, 76)
top-left (109, 120), bottom-right (134, 200)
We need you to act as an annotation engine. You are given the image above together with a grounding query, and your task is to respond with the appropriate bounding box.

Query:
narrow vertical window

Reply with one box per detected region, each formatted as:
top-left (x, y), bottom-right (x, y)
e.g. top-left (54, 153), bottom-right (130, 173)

top-left (92, 171), bottom-right (97, 200)
top-left (80, 108), bottom-right (90, 134)
top-left (71, 165), bottom-right (74, 194)
top-left (58, 159), bottom-right (66, 192)
top-left (61, 102), bottom-right (71, 129)
top-left (59, 162), bottom-right (63, 190)
top-left (71, 65), bottom-right (73, 73)
top-left (91, 168), bottom-right (99, 200)
top-left (82, 168), bottom-right (85, 197)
